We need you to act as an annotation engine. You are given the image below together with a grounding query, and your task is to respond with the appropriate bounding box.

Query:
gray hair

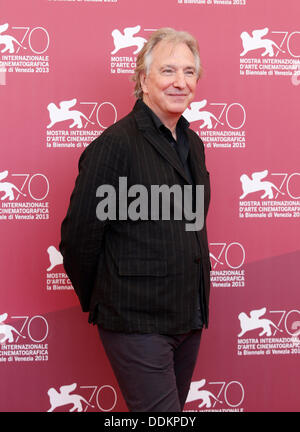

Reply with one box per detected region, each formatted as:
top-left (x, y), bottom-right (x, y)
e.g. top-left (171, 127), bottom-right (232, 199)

top-left (132, 27), bottom-right (202, 99)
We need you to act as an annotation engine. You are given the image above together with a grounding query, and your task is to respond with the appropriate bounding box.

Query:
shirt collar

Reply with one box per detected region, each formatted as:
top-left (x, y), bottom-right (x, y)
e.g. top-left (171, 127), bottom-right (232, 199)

top-left (139, 99), bottom-right (190, 133)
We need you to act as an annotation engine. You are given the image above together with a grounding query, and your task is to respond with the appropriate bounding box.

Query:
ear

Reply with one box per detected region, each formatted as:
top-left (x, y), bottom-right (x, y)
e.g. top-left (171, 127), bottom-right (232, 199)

top-left (140, 71), bottom-right (149, 95)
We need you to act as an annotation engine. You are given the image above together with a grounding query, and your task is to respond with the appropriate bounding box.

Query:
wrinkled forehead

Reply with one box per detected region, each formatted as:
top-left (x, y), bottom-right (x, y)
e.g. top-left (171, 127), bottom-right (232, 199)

top-left (150, 40), bottom-right (196, 67)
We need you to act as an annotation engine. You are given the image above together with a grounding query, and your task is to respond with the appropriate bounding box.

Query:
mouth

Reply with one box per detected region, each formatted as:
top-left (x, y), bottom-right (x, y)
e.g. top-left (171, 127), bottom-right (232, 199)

top-left (166, 93), bottom-right (188, 97)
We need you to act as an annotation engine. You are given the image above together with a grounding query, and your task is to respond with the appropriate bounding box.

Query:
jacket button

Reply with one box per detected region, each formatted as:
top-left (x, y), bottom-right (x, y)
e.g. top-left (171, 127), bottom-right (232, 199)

top-left (194, 257), bottom-right (201, 263)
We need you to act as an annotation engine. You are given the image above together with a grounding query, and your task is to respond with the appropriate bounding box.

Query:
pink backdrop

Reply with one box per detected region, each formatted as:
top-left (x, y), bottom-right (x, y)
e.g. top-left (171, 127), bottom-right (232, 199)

top-left (0, 0), bottom-right (299, 412)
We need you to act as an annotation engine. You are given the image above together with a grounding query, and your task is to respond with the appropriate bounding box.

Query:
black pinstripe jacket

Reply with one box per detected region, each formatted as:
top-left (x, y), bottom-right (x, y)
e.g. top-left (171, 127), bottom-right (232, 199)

top-left (59, 100), bottom-right (211, 334)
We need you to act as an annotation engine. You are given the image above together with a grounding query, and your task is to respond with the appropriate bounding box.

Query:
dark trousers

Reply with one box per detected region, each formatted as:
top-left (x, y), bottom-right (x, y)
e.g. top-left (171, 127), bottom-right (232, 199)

top-left (97, 326), bottom-right (202, 412)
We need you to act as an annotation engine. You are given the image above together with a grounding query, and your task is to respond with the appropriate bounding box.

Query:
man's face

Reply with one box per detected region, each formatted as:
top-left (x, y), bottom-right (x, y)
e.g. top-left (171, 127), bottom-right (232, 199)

top-left (140, 41), bottom-right (198, 125)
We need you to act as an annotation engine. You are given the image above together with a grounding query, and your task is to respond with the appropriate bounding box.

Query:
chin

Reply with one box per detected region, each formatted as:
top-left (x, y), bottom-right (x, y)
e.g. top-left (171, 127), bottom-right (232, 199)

top-left (167, 102), bottom-right (189, 114)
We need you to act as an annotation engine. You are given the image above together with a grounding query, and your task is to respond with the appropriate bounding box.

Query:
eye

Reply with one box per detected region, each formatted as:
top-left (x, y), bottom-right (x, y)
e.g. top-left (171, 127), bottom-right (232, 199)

top-left (185, 69), bottom-right (196, 76)
top-left (161, 68), bottom-right (175, 75)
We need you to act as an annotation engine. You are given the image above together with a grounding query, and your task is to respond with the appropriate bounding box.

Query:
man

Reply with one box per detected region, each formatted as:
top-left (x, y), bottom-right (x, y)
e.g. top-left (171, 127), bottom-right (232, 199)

top-left (60, 27), bottom-right (211, 412)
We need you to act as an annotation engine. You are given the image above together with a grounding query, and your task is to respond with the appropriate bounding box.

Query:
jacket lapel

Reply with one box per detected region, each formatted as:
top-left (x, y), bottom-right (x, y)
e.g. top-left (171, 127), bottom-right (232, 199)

top-left (133, 100), bottom-right (191, 184)
top-left (133, 100), bottom-right (207, 241)
top-left (188, 138), bottom-right (203, 186)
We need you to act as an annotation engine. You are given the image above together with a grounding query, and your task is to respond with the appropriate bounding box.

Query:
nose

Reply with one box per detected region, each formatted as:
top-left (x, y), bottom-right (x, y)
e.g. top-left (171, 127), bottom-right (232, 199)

top-left (173, 70), bottom-right (186, 89)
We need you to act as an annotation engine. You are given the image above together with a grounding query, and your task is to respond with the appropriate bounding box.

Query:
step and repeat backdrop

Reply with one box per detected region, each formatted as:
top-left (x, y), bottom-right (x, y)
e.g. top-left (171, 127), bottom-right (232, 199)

top-left (0, 0), bottom-right (299, 412)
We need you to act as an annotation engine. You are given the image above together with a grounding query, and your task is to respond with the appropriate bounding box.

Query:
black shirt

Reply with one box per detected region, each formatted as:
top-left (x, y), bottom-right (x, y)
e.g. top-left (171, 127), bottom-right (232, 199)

top-left (140, 100), bottom-right (194, 185)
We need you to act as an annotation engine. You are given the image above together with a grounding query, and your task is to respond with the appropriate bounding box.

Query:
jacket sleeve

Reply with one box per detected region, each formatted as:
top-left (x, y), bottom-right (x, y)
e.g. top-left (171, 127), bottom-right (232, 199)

top-left (59, 132), bottom-right (128, 311)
